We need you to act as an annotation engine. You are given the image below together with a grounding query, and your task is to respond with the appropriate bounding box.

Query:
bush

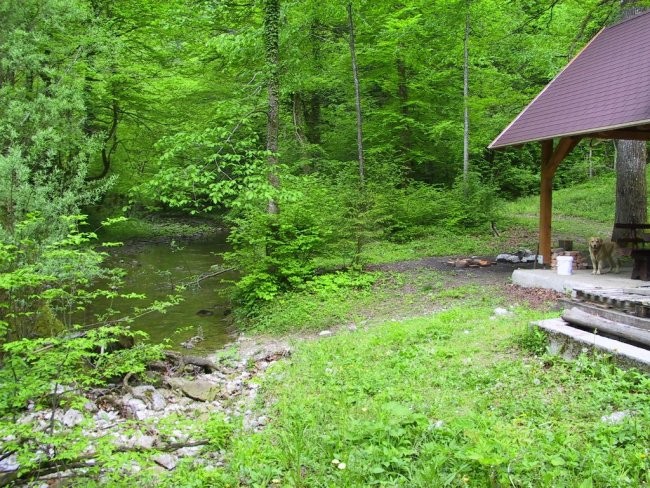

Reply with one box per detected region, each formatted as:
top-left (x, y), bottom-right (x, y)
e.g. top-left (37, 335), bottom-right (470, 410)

top-left (375, 173), bottom-right (500, 242)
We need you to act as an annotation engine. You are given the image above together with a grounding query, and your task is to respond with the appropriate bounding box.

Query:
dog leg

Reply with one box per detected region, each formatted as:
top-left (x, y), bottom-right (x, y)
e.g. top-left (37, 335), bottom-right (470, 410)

top-left (590, 251), bottom-right (597, 275)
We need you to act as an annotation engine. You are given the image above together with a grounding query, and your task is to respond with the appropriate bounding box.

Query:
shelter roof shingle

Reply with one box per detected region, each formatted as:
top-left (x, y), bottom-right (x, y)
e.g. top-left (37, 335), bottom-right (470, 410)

top-left (489, 11), bottom-right (650, 149)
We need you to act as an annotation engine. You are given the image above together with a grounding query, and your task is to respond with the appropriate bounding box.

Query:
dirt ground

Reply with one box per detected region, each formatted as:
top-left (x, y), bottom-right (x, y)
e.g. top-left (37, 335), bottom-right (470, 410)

top-left (368, 257), bottom-right (564, 312)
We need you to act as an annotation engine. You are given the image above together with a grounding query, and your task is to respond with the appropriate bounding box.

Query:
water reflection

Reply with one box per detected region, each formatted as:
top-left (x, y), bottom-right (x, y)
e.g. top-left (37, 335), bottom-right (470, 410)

top-left (82, 233), bottom-right (236, 354)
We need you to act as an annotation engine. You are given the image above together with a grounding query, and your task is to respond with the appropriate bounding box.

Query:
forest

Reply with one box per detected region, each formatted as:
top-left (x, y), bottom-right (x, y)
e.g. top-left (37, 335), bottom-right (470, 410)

top-left (1, 0), bottom-right (649, 486)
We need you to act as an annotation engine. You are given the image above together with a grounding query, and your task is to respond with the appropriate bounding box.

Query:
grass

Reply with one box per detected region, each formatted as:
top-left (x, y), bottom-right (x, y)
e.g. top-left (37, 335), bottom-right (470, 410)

top-left (225, 300), bottom-right (650, 487)
top-left (362, 230), bottom-right (507, 264)
top-left (500, 172), bottom-right (650, 247)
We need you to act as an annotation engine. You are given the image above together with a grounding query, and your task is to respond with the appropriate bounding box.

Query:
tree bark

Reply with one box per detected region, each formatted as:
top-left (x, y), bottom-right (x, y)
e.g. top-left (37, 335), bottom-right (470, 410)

top-left (396, 56), bottom-right (412, 177)
top-left (612, 0), bottom-right (647, 241)
top-left (463, 0), bottom-right (470, 179)
top-left (347, 2), bottom-right (365, 186)
top-left (612, 139), bottom-right (647, 239)
top-left (264, 0), bottom-right (281, 215)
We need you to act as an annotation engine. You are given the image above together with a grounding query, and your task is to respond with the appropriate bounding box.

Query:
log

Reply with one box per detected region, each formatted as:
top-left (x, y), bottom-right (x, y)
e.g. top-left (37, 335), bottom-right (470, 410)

top-left (164, 351), bottom-right (218, 372)
top-left (562, 307), bottom-right (650, 347)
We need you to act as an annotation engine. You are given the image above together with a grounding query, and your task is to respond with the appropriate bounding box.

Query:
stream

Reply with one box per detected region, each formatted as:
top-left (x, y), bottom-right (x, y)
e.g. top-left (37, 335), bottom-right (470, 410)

top-left (81, 232), bottom-right (237, 355)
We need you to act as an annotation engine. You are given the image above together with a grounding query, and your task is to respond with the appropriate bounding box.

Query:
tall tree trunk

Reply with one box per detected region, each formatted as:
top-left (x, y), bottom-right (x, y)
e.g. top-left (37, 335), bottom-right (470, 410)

top-left (303, 21), bottom-right (322, 147)
top-left (347, 2), bottom-right (365, 186)
top-left (613, 139), bottom-right (647, 231)
top-left (264, 0), bottom-right (280, 215)
top-left (612, 0), bottom-right (647, 240)
top-left (463, 0), bottom-right (470, 179)
top-left (396, 56), bottom-right (412, 178)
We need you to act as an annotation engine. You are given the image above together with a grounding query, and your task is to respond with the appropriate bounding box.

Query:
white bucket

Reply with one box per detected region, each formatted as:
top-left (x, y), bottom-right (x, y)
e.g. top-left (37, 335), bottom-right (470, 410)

top-left (556, 255), bottom-right (573, 276)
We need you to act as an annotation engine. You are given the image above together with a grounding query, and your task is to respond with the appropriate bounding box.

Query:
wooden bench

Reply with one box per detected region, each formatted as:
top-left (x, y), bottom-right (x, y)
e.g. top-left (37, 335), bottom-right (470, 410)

top-left (614, 223), bottom-right (650, 248)
top-left (614, 223), bottom-right (650, 280)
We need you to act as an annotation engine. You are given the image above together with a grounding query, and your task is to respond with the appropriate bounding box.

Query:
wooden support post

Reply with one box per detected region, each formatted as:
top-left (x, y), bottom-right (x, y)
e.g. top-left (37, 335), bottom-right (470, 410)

top-left (540, 140), bottom-right (554, 264)
top-left (539, 137), bottom-right (582, 265)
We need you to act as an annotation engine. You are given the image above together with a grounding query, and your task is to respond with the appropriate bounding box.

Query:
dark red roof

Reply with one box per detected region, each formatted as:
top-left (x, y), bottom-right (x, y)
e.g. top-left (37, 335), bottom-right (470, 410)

top-left (489, 11), bottom-right (650, 149)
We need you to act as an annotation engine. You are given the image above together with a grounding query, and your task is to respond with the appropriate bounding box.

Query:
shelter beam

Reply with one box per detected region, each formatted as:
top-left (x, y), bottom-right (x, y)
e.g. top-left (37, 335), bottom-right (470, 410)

top-left (539, 137), bottom-right (582, 264)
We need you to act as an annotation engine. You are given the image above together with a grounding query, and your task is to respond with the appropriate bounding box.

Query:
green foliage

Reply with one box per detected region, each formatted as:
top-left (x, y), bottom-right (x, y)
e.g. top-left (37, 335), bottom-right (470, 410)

top-left (0, 215), bottom-right (115, 341)
top-left (137, 126), bottom-right (276, 214)
top-left (225, 173), bottom-right (360, 309)
top-left (377, 173), bottom-right (500, 243)
top-left (0, 0), bottom-right (114, 236)
top-left (516, 324), bottom-right (549, 356)
top-left (0, 327), bottom-right (162, 416)
top-left (242, 270), bottom-right (378, 333)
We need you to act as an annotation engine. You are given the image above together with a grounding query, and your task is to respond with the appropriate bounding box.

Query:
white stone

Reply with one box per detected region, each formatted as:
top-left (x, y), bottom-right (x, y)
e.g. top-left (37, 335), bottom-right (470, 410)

top-left (432, 420), bottom-right (445, 429)
top-left (62, 408), bottom-right (84, 427)
top-left (493, 307), bottom-right (512, 316)
top-left (150, 391), bottom-right (167, 411)
top-left (177, 446), bottom-right (202, 457)
top-left (153, 453), bottom-right (177, 470)
top-left (0, 453), bottom-right (19, 472)
top-left (125, 398), bottom-right (149, 420)
top-left (318, 330), bottom-right (333, 337)
top-left (601, 411), bottom-right (630, 425)
top-left (129, 434), bottom-right (156, 450)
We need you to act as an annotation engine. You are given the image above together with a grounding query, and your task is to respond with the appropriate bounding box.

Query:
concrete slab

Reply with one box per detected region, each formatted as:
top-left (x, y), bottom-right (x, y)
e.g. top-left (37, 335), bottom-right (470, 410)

top-left (535, 318), bottom-right (650, 373)
top-left (512, 267), bottom-right (650, 293)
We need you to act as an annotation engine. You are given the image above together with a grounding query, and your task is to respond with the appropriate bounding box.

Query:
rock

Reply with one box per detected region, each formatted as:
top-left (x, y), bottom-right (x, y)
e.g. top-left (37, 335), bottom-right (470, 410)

top-left (256, 360), bottom-right (270, 371)
top-left (131, 385), bottom-right (155, 401)
top-left (150, 390), bottom-right (167, 411)
top-left (347, 324), bottom-right (357, 331)
top-left (0, 453), bottom-right (19, 472)
top-left (318, 330), bottom-right (333, 337)
top-left (94, 409), bottom-right (119, 424)
top-left (224, 379), bottom-right (242, 396)
top-left (167, 378), bottom-right (220, 402)
top-left (131, 385), bottom-right (166, 411)
top-left (129, 434), bottom-right (156, 450)
top-left (177, 446), bottom-right (202, 457)
top-left (124, 398), bottom-right (148, 420)
top-left (84, 401), bottom-right (98, 413)
top-left (601, 411), bottom-right (630, 424)
top-left (493, 307), bottom-right (512, 317)
top-left (62, 408), bottom-right (84, 427)
top-left (496, 253), bottom-right (521, 263)
top-left (521, 254), bottom-right (539, 263)
top-left (153, 453), bottom-right (177, 470)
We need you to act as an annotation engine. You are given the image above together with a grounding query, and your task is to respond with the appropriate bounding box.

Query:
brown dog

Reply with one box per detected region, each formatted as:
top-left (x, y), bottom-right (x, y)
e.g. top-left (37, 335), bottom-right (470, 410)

top-left (588, 237), bottom-right (620, 275)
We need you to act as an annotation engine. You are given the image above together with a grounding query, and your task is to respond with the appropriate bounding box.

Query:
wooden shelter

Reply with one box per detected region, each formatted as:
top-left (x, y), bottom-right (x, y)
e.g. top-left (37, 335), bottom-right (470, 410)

top-left (489, 11), bottom-right (650, 264)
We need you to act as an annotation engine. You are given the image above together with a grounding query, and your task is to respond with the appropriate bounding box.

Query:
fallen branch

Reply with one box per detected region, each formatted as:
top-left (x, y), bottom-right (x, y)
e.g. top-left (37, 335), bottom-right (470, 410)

top-left (164, 351), bottom-right (218, 372)
top-left (0, 440), bottom-right (211, 485)
top-left (177, 267), bottom-right (235, 289)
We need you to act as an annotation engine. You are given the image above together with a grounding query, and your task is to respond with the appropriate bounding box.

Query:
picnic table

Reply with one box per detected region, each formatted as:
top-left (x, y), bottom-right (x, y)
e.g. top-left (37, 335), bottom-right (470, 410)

top-left (614, 223), bottom-right (650, 280)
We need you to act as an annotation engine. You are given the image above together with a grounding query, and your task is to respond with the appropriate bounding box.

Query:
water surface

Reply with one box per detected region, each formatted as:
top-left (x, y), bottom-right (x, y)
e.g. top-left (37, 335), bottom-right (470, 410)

top-left (84, 233), bottom-right (236, 355)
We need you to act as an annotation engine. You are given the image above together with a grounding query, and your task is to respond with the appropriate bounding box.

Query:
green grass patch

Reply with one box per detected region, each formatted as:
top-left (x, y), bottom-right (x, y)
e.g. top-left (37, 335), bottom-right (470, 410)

top-left (240, 270), bottom-right (498, 334)
top-left (228, 303), bottom-right (650, 487)
top-left (363, 229), bottom-right (506, 264)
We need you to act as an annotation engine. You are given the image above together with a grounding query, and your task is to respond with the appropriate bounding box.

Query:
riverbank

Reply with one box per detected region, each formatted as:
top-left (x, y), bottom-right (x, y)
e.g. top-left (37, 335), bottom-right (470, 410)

top-left (5, 254), bottom-right (649, 487)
